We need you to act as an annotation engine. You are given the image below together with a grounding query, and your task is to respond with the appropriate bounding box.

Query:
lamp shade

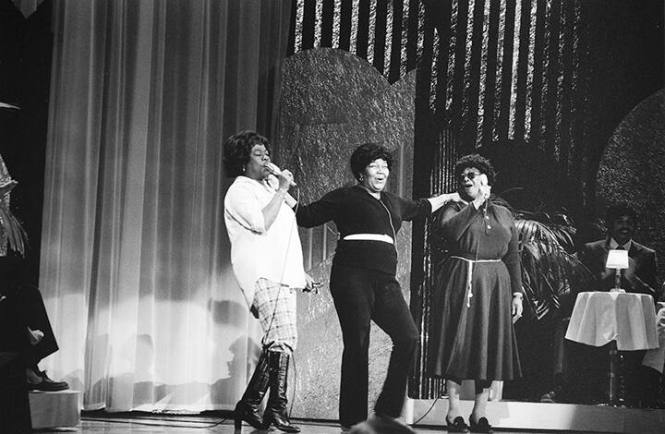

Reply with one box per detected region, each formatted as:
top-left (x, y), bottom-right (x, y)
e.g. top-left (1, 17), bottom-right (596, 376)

top-left (606, 249), bottom-right (629, 269)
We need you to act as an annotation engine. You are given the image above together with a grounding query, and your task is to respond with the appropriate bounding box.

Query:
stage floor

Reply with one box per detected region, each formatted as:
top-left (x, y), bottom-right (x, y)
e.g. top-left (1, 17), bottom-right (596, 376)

top-left (35, 413), bottom-right (604, 433)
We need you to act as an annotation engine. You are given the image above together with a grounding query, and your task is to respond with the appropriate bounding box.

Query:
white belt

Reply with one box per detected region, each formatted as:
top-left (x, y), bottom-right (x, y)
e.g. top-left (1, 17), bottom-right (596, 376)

top-left (342, 233), bottom-right (394, 244)
top-left (450, 256), bottom-right (502, 308)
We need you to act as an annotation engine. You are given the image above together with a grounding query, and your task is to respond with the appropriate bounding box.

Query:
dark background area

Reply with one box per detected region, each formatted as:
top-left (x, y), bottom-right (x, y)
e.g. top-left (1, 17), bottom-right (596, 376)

top-left (0, 0), bottom-right (52, 286)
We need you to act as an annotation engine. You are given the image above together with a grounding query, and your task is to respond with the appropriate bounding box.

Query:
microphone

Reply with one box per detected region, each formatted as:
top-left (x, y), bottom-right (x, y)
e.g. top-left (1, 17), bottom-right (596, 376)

top-left (265, 162), bottom-right (296, 187)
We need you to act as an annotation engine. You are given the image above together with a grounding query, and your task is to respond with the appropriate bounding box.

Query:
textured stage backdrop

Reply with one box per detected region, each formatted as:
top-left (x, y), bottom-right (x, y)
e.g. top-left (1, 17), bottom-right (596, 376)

top-left (597, 89), bottom-right (665, 283)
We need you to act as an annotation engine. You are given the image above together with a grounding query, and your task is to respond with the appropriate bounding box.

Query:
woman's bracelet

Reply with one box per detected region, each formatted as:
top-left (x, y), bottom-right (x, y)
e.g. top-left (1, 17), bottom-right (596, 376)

top-left (512, 292), bottom-right (523, 300)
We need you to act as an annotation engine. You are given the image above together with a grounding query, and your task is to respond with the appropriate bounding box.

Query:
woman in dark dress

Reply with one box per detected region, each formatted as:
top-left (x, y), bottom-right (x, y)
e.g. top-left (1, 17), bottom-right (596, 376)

top-left (296, 143), bottom-right (458, 433)
top-left (428, 154), bottom-right (523, 433)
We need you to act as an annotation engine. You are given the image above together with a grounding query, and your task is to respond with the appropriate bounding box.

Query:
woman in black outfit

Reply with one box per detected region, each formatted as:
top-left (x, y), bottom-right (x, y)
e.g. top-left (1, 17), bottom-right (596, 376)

top-left (296, 143), bottom-right (458, 432)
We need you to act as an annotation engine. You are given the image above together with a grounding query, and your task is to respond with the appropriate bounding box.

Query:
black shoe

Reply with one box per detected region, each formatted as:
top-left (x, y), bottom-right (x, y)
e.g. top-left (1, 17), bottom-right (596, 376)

top-left (469, 416), bottom-right (493, 433)
top-left (446, 416), bottom-right (470, 433)
top-left (540, 388), bottom-right (561, 403)
top-left (263, 351), bottom-right (300, 433)
top-left (28, 370), bottom-right (69, 391)
top-left (234, 401), bottom-right (268, 430)
top-left (234, 351), bottom-right (270, 430)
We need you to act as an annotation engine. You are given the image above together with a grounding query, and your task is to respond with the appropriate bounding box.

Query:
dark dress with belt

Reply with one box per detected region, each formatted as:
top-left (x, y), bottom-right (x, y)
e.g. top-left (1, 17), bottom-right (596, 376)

top-left (428, 200), bottom-right (522, 382)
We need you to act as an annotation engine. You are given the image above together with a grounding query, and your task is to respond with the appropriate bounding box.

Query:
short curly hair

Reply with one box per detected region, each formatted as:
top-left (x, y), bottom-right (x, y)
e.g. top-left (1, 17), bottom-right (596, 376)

top-left (350, 143), bottom-right (393, 181)
top-left (606, 203), bottom-right (637, 224)
top-left (454, 153), bottom-right (496, 185)
top-left (222, 130), bottom-right (272, 177)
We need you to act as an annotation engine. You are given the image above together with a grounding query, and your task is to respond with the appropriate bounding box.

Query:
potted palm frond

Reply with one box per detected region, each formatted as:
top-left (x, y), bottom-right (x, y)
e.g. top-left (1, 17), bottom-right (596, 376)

top-left (0, 156), bottom-right (28, 257)
top-left (514, 210), bottom-right (593, 321)
top-left (495, 196), bottom-right (593, 402)
top-left (0, 102), bottom-right (28, 256)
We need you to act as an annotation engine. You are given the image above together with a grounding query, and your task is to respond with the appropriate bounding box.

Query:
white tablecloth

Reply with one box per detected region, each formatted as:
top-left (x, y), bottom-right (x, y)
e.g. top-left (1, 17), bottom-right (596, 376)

top-left (565, 291), bottom-right (659, 351)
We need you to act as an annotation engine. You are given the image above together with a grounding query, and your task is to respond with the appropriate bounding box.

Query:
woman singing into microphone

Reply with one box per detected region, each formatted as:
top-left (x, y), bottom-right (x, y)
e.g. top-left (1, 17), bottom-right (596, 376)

top-left (223, 130), bottom-right (314, 433)
top-left (295, 143), bottom-right (459, 433)
top-left (427, 154), bottom-right (523, 433)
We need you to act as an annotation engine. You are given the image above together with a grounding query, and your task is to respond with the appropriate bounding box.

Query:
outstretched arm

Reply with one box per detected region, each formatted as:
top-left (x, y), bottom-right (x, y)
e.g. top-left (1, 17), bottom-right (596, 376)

top-left (427, 192), bottom-right (461, 213)
top-left (294, 188), bottom-right (342, 228)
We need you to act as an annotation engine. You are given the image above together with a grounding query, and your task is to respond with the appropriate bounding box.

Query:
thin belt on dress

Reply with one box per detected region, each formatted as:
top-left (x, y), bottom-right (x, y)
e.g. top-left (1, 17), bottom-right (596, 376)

top-left (342, 233), bottom-right (394, 244)
top-left (449, 256), bottom-right (502, 308)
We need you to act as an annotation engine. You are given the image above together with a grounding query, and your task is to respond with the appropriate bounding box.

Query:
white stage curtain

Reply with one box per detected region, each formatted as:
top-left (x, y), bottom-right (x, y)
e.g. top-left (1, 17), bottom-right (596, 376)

top-left (39, 0), bottom-right (291, 412)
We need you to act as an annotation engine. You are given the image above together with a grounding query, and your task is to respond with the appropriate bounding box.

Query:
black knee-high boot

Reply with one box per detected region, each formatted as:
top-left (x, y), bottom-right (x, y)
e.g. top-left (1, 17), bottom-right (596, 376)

top-left (263, 350), bottom-right (300, 433)
top-left (234, 351), bottom-right (270, 430)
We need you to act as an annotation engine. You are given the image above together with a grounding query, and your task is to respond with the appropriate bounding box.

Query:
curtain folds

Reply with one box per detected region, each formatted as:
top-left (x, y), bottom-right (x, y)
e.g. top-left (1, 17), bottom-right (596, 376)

top-left (40, 0), bottom-right (292, 411)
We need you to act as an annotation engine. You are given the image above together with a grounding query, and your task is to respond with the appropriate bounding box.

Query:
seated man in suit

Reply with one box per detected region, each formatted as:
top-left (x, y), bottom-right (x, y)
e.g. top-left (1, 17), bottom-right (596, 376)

top-left (569, 203), bottom-right (660, 406)
top-left (579, 203), bottom-right (658, 297)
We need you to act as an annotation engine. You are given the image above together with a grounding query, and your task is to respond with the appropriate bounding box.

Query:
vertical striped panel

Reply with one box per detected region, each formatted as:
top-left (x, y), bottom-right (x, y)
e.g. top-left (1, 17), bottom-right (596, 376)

top-left (366, 0), bottom-right (376, 65)
top-left (570, 0), bottom-right (589, 207)
top-left (339, 0), bottom-right (352, 51)
top-left (558, 1), bottom-right (574, 175)
top-left (332, 0), bottom-right (342, 47)
top-left (356, 0), bottom-right (370, 58)
top-left (409, 7), bottom-right (437, 398)
top-left (373, 0), bottom-right (387, 73)
top-left (445, 0), bottom-right (459, 115)
top-left (433, 0), bottom-right (453, 120)
top-left (543, 0), bottom-right (561, 158)
top-left (528, 0), bottom-right (546, 146)
top-left (406, 0), bottom-right (420, 70)
top-left (462, 0), bottom-right (485, 150)
top-left (293, 1), bottom-right (304, 54)
top-left (389, 0), bottom-right (404, 82)
top-left (349, 0), bottom-right (359, 53)
top-left (320, 0), bottom-right (334, 47)
top-left (450, 0), bottom-right (469, 134)
top-left (497, 0), bottom-right (515, 141)
top-left (289, 0), bottom-right (424, 83)
top-left (511, 0), bottom-right (531, 139)
top-left (314, 1), bottom-right (323, 46)
top-left (480, 0), bottom-right (501, 147)
top-left (301, 0), bottom-right (316, 49)
top-left (429, 29), bottom-right (440, 112)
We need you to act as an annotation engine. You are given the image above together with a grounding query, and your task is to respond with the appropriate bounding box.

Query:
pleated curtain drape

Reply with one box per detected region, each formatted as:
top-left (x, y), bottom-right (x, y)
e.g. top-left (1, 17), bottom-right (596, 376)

top-left (39, 0), bottom-right (292, 411)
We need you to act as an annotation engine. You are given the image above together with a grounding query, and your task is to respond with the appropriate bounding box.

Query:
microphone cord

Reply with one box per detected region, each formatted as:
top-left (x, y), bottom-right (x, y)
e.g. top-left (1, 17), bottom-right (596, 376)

top-left (259, 183), bottom-right (302, 420)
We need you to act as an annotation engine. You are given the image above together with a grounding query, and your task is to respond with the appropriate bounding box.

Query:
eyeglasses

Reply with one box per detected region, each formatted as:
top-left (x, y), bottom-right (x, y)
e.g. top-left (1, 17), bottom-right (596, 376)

top-left (458, 170), bottom-right (481, 182)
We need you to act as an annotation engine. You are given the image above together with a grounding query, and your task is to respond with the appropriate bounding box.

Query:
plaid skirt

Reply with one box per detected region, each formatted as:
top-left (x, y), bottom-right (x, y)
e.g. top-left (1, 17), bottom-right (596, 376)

top-left (252, 278), bottom-right (298, 352)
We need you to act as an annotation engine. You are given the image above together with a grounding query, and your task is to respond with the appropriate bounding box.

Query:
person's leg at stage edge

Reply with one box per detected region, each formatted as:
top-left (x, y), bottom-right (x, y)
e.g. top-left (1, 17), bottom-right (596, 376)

top-left (367, 275), bottom-right (418, 433)
top-left (330, 265), bottom-right (373, 430)
top-left (11, 282), bottom-right (68, 391)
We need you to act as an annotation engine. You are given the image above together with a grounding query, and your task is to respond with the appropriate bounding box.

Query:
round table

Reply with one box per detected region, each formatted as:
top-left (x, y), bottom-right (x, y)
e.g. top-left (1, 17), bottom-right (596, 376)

top-left (565, 291), bottom-right (659, 405)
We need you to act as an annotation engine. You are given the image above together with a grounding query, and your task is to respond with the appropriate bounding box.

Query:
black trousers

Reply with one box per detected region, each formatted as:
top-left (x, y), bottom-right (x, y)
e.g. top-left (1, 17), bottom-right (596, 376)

top-left (330, 264), bottom-right (418, 427)
top-left (0, 283), bottom-right (59, 368)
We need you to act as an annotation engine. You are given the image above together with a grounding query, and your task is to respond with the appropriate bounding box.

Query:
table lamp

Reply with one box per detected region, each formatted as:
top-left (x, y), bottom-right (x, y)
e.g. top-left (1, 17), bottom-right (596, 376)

top-left (606, 249), bottom-right (629, 292)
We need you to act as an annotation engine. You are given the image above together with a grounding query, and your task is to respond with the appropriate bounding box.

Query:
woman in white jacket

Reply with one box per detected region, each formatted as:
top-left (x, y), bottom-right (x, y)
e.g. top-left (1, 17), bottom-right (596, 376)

top-left (223, 130), bottom-right (313, 433)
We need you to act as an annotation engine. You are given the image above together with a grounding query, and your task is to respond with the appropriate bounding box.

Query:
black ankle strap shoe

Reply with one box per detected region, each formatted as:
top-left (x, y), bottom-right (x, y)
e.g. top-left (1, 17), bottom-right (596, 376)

top-left (469, 416), bottom-right (493, 433)
top-left (446, 416), bottom-right (470, 433)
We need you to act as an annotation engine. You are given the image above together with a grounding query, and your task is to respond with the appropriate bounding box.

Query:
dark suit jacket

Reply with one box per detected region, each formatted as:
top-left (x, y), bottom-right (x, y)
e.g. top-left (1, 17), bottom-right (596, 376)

top-left (579, 238), bottom-right (658, 298)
